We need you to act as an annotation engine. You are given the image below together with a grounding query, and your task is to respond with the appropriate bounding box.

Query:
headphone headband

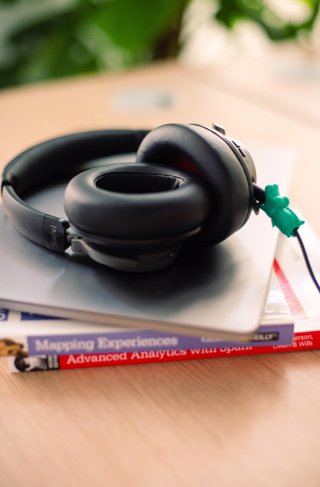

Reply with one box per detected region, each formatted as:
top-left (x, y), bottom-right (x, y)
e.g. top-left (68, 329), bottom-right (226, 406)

top-left (1, 129), bottom-right (149, 253)
top-left (2, 129), bottom-right (149, 195)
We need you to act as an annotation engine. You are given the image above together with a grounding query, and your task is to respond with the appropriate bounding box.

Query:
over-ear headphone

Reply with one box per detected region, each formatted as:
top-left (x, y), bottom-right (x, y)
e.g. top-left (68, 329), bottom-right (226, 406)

top-left (1, 123), bottom-right (258, 272)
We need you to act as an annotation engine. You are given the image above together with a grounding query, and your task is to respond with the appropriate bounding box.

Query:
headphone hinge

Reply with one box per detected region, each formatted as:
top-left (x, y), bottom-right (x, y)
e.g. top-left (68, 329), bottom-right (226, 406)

top-left (43, 215), bottom-right (70, 253)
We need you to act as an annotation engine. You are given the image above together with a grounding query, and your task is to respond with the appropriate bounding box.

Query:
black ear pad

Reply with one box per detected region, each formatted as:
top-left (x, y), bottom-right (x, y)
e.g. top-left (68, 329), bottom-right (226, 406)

top-left (136, 123), bottom-right (255, 245)
top-left (64, 162), bottom-right (211, 254)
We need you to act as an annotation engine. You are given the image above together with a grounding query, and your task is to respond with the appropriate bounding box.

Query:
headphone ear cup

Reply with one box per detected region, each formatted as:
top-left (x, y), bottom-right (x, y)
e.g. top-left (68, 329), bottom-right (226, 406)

top-left (64, 162), bottom-right (210, 259)
top-left (136, 123), bottom-right (255, 245)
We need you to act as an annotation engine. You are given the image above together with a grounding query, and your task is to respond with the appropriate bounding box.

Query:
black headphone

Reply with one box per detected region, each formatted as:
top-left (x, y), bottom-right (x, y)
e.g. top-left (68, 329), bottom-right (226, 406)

top-left (1, 123), bottom-right (258, 272)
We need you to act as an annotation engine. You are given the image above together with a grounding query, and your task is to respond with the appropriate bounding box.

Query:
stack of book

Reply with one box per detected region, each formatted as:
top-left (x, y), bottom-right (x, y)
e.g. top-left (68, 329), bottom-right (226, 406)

top-left (1, 224), bottom-right (319, 373)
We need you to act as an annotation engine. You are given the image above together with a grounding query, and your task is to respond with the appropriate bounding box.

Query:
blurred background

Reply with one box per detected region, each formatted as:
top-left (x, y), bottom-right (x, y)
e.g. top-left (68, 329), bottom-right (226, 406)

top-left (0, 0), bottom-right (319, 90)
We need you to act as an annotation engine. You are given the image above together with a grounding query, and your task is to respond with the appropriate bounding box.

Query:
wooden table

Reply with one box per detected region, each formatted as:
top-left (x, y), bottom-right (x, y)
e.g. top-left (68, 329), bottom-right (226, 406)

top-left (0, 61), bottom-right (319, 487)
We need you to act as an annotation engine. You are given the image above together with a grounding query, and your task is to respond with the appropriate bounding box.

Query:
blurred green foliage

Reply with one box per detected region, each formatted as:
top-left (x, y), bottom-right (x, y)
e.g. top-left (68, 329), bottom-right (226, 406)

top-left (0, 0), bottom-right (319, 89)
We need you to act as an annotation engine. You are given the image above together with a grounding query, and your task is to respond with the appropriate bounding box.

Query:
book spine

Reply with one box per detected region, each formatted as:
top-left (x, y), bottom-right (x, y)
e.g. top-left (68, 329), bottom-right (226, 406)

top-left (0, 308), bottom-right (294, 357)
top-left (0, 321), bottom-right (294, 358)
top-left (7, 330), bottom-right (320, 372)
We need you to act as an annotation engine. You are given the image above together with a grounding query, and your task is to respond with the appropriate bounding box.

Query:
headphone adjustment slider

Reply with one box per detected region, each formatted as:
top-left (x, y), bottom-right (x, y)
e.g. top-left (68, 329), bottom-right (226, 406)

top-left (43, 215), bottom-right (70, 253)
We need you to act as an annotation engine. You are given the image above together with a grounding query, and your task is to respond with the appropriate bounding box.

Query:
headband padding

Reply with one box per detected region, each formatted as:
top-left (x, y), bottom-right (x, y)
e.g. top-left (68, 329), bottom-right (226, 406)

top-left (64, 163), bottom-right (210, 245)
top-left (2, 129), bottom-right (148, 197)
top-left (136, 123), bottom-right (253, 245)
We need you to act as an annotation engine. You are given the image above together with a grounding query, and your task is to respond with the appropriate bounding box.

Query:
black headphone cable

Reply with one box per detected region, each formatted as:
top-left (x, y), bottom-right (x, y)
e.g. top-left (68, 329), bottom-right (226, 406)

top-left (253, 183), bottom-right (320, 296)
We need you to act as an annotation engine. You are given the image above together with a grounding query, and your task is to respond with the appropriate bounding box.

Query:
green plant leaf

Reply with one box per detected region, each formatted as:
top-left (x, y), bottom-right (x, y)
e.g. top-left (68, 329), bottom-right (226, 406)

top-left (214, 0), bottom-right (320, 41)
top-left (0, 0), bottom-right (319, 89)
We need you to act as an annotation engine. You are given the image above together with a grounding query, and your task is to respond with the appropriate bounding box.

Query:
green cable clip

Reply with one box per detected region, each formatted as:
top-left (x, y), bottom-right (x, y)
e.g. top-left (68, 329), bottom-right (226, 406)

top-left (259, 184), bottom-right (304, 237)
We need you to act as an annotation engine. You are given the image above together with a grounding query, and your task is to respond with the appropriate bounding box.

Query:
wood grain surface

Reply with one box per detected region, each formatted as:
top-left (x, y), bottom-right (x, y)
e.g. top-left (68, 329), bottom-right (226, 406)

top-left (0, 62), bottom-right (319, 487)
